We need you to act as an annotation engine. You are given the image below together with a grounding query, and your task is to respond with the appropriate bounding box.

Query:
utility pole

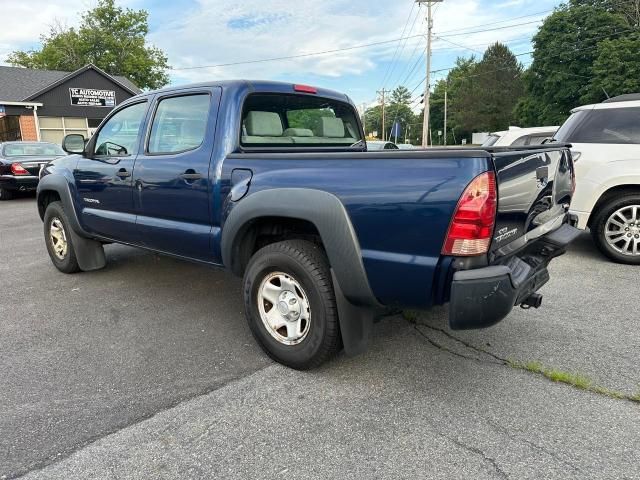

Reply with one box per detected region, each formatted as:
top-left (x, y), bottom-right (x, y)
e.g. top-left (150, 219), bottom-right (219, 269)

top-left (416, 0), bottom-right (442, 147)
top-left (443, 87), bottom-right (447, 146)
top-left (376, 88), bottom-right (389, 140)
top-left (361, 102), bottom-right (367, 136)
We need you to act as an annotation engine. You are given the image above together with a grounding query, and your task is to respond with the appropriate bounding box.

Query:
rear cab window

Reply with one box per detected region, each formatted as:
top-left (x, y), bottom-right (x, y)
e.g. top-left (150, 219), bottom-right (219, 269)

top-left (240, 94), bottom-right (363, 149)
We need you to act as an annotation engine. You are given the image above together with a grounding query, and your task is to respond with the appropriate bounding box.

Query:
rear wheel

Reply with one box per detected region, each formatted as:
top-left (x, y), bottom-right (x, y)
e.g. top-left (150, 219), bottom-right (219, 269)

top-left (0, 187), bottom-right (14, 200)
top-left (591, 194), bottom-right (640, 264)
top-left (242, 240), bottom-right (341, 369)
top-left (44, 201), bottom-right (81, 273)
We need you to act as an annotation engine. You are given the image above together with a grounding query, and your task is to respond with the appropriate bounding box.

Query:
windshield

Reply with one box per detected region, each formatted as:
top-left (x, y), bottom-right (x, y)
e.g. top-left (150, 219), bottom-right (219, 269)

top-left (241, 94), bottom-right (363, 148)
top-left (482, 134), bottom-right (500, 147)
top-left (2, 143), bottom-right (66, 157)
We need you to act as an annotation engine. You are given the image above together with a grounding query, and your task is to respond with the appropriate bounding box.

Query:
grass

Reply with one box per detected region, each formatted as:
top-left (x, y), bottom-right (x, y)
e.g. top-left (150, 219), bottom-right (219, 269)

top-left (402, 310), bottom-right (419, 323)
top-left (508, 359), bottom-right (640, 403)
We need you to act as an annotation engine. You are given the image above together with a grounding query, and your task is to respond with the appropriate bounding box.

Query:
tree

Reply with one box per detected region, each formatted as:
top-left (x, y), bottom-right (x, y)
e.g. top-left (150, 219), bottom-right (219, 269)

top-left (588, 32), bottom-right (640, 99)
top-left (7, 0), bottom-right (169, 90)
top-left (364, 85), bottom-right (419, 142)
top-left (472, 43), bottom-right (524, 131)
top-left (389, 86), bottom-right (412, 105)
top-left (516, 1), bottom-right (629, 125)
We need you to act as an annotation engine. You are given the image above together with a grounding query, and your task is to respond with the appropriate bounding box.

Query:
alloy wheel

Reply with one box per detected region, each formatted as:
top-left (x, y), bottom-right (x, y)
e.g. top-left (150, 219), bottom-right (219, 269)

top-left (604, 205), bottom-right (640, 256)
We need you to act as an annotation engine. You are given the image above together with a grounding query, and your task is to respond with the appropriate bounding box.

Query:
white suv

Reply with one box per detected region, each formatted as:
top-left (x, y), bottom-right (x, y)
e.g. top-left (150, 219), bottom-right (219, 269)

top-left (482, 126), bottom-right (559, 147)
top-left (554, 94), bottom-right (640, 264)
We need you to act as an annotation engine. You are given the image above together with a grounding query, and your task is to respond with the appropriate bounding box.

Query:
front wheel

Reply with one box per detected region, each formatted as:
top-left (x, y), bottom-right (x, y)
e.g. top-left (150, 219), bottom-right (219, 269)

top-left (591, 194), bottom-right (640, 265)
top-left (242, 240), bottom-right (341, 370)
top-left (43, 201), bottom-right (81, 273)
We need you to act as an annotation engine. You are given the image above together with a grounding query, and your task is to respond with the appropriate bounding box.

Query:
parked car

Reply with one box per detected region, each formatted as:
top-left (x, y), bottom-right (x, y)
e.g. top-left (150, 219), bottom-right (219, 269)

top-left (37, 80), bottom-right (578, 369)
top-left (553, 94), bottom-right (640, 264)
top-left (366, 140), bottom-right (399, 150)
top-left (396, 143), bottom-right (415, 150)
top-left (0, 141), bottom-right (66, 200)
top-left (482, 126), bottom-right (559, 147)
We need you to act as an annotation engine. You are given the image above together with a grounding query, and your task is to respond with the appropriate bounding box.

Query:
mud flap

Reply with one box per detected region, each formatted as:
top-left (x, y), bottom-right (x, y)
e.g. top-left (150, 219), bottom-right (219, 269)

top-left (331, 270), bottom-right (375, 356)
top-left (67, 227), bottom-right (106, 271)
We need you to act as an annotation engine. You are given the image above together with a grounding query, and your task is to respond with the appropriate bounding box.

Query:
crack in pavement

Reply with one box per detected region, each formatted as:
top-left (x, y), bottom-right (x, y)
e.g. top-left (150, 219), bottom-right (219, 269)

top-left (409, 318), bottom-right (640, 405)
top-left (7, 365), bottom-right (274, 480)
top-left (436, 431), bottom-right (510, 479)
top-left (485, 420), bottom-right (582, 474)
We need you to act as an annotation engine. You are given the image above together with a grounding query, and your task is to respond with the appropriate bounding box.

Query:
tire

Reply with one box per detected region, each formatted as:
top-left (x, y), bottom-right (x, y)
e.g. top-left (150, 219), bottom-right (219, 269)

top-left (243, 240), bottom-right (341, 370)
top-left (591, 193), bottom-right (640, 265)
top-left (0, 187), bottom-right (14, 200)
top-left (43, 201), bottom-right (81, 273)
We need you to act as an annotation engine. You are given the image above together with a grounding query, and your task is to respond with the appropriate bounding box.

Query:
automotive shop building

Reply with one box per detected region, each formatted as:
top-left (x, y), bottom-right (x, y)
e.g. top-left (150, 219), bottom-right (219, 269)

top-left (0, 64), bottom-right (141, 143)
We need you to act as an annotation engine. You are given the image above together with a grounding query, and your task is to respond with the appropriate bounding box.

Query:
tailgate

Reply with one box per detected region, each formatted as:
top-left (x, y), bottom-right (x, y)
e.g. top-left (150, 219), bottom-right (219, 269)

top-left (489, 146), bottom-right (574, 260)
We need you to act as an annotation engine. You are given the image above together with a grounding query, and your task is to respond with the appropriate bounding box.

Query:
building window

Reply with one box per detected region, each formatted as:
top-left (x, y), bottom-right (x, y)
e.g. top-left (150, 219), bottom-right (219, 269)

top-left (39, 117), bottom-right (90, 144)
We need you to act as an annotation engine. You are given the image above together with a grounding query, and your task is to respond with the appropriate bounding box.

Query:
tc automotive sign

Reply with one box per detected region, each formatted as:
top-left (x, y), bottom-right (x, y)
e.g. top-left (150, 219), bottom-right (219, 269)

top-left (69, 88), bottom-right (116, 107)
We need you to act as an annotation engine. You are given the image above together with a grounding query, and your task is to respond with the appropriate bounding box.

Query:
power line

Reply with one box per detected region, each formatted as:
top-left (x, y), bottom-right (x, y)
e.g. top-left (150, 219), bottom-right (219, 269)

top-left (434, 9), bottom-right (553, 35)
top-left (170, 33), bottom-right (426, 70)
top-left (380, 1), bottom-right (419, 88)
top-left (436, 19), bottom-right (544, 38)
top-left (430, 24), bottom-right (638, 76)
top-left (171, 14), bottom-right (549, 72)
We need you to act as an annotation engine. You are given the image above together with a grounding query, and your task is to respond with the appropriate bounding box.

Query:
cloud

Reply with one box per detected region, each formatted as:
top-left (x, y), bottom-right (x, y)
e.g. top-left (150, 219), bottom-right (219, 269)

top-left (153, 0), bottom-right (417, 83)
top-left (0, 0), bottom-right (558, 104)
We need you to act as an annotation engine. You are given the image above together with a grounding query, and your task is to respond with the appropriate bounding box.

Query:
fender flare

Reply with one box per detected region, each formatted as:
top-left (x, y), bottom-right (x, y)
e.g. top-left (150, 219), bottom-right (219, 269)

top-left (37, 174), bottom-right (106, 271)
top-left (37, 174), bottom-right (88, 236)
top-left (221, 188), bottom-right (381, 355)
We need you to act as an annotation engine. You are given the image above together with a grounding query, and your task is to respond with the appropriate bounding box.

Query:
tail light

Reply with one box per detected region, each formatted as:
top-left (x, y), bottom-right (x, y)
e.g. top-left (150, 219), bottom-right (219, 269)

top-left (11, 163), bottom-right (29, 175)
top-left (442, 171), bottom-right (497, 256)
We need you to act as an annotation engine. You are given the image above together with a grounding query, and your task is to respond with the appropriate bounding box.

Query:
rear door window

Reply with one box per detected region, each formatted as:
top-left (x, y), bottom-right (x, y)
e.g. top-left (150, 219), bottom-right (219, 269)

top-left (241, 94), bottom-right (363, 148)
top-left (148, 94), bottom-right (210, 154)
top-left (566, 108), bottom-right (640, 144)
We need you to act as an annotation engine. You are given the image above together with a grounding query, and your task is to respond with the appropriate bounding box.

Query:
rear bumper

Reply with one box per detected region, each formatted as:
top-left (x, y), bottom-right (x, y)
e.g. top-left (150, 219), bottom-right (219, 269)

top-left (0, 175), bottom-right (39, 191)
top-left (449, 223), bottom-right (581, 330)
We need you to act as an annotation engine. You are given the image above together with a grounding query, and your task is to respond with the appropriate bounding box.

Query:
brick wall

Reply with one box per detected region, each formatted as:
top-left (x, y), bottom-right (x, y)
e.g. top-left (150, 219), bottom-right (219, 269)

top-left (19, 114), bottom-right (38, 141)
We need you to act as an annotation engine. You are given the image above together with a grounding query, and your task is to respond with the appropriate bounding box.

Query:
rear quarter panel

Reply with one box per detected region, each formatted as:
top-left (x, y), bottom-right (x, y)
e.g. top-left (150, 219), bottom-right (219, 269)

top-left (219, 153), bottom-right (491, 308)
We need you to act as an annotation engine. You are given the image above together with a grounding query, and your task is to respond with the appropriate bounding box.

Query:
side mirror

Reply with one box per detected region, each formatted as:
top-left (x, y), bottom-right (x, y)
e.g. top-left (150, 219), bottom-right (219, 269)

top-left (62, 134), bottom-right (86, 154)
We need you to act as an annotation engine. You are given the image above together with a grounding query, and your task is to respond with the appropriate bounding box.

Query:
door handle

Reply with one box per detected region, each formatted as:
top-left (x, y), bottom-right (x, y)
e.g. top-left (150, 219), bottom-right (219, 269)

top-left (180, 171), bottom-right (203, 180)
top-left (116, 168), bottom-right (131, 178)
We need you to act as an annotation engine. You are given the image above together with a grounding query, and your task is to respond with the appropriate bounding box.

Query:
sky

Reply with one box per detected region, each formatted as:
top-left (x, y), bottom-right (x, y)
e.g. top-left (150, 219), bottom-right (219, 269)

top-left (0, 0), bottom-right (561, 108)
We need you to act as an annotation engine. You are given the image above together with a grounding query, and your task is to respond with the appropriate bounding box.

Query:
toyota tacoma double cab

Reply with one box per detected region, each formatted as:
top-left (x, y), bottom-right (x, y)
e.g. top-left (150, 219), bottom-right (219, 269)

top-left (37, 80), bottom-right (579, 369)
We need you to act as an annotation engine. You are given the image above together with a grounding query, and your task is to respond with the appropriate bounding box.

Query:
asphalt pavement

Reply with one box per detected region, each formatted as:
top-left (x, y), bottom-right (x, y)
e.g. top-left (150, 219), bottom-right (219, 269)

top-left (1, 196), bottom-right (638, 479)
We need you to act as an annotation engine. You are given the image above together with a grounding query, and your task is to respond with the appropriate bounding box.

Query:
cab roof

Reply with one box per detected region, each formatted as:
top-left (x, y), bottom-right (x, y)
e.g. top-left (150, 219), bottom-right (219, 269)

top-left (138, 80), bottom-right (352, 104)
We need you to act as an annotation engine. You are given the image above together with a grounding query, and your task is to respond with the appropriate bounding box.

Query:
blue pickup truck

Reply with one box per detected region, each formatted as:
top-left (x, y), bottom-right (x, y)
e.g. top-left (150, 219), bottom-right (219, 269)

top-left (37, 80), bottom-right (579, 369)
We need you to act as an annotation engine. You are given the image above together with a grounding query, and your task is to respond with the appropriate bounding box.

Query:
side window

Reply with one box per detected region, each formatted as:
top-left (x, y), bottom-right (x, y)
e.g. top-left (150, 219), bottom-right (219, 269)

top-left (511, 135), bottom-right (529, 146)
top-left (148, 94), bottom-right (210, 154)
top-left (570, 107), bottom-right (640, 144)
top-left (94, 102), bottom-right (147, 156)
top-left (528, 134), bottom-right (551, 145)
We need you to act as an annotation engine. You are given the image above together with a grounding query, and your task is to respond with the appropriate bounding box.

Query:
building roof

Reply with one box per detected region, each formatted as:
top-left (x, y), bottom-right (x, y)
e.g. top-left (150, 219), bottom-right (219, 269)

top-left (0, 64), bottom-right (141, 102)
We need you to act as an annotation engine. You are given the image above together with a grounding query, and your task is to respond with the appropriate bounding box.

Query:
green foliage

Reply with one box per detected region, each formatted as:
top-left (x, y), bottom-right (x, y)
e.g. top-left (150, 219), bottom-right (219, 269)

top-left (6, 0), bottom-right (169, 90)
top-left (287, 108), bottom-right (335, 130)
top-left (430, 45), bottom-right (523, 143)
top-left (364, 85), bottom-right (421, 143)
top-left (516, 1), bottom-right (634, 125)
top-left (508, 359), bottom-right (640, 402)
top-left (589, 32), bottom-right (640, 100)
